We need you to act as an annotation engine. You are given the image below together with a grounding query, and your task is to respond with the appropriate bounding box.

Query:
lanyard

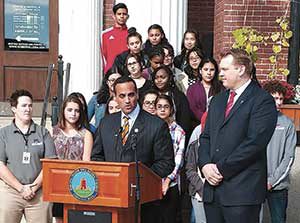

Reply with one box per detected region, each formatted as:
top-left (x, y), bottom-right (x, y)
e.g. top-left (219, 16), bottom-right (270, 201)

top-left (16, 126), bottom-right (31, 148)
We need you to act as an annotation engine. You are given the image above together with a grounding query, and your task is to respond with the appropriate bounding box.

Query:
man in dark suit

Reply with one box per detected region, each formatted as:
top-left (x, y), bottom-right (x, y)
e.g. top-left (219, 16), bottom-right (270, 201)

top-left (198, 49), bottom-right (277, 223)
top-left (91, 75), bottom-right (174, 223)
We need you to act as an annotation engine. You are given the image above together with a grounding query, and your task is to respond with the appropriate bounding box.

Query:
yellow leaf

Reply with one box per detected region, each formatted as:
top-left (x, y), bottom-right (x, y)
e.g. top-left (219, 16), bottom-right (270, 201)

top-left (245, 43), bottom-right (252, 54)
top-left (282, 38), bottom-right (290, 47)
top-left (269, 55), bottom-right (276, 63)
top-left (276, 18), bottom-right (281, 24)
top-left (271, 32), bottom-right (280, 42)
top-left (281, 69), bottom-right (290, 76)
top-left (284, 31), bottom-right (293, 39)
top-left (280, 22), bottom-right (288, 31)
top-left (253, 46), bottom-right (258, 52)
top-left (272, 45), bottom-right (282, 54)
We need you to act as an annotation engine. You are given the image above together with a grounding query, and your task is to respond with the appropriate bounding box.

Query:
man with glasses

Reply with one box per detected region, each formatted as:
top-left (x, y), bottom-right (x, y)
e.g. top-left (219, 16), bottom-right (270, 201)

top-left (92, 76), bottom-right (174, 223)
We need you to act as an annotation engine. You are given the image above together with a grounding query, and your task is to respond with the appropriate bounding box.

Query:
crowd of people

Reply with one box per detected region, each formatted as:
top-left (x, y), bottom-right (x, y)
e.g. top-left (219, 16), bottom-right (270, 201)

top-left (0, 2), bottom-right (297, 223)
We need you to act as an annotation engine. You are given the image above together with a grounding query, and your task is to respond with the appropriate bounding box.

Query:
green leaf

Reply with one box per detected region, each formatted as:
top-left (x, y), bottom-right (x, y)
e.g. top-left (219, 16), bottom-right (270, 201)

top-left (271, 32), bottom-right (280, 42)
top-left (269, 55), bottom-right (276, 63)
top-left (272, 45), bottom-right (282, 54)
top-left (253, 45), bottom-right (258, 52)
top-left (284, 31), bottom-right (293, 39)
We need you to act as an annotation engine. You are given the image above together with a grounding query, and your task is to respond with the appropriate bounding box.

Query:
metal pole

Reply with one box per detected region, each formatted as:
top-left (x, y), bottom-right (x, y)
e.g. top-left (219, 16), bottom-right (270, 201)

top-left (64, 63), bottom-right (71, 100)
top-left (41, 64), bottom-right (54, 126)
top-left (57, 55), bottom-right (64, 112)
top-left (287, 0), bottom-right (300, 85)
top-left (51, 96), bottom-right (59, 126)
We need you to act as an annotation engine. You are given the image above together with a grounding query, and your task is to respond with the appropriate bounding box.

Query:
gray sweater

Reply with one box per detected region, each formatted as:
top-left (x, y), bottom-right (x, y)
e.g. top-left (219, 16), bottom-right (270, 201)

top-left (267, 112), bottom-right (296, 190)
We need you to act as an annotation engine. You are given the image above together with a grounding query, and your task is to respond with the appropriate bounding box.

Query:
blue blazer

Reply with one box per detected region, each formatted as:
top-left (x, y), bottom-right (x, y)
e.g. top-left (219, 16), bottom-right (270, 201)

top-left (198, 81), bottom-right (277, 205)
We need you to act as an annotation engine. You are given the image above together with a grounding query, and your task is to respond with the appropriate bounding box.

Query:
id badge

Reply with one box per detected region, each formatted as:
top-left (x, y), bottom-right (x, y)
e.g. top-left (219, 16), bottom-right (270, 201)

top-left (22, 152), bottom-right (30, 164)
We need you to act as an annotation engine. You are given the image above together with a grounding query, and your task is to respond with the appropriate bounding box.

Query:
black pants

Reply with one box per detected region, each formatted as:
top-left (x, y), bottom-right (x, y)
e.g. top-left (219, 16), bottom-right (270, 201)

top-left (204, 192), bottom-right (261, 223)
top-left (160, 185), bottom-right (180, 223)
top-left (141, 200), bottom-right (161, 223)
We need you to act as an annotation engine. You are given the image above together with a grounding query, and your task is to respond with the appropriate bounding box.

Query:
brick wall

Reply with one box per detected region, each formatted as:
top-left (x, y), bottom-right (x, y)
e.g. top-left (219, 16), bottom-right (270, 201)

top-left (213, 0), bottom-right (291, 80)
top-left (188, 0), bottom-right (215, 56)
top-left (103, 0), bottom-right (115, 30)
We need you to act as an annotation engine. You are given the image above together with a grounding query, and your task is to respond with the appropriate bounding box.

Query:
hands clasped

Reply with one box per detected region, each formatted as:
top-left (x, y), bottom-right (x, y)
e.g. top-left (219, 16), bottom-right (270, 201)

top-left (19, 183), bottom-right (37, 200)
top-left (202, 163), bottom-right (223, 186)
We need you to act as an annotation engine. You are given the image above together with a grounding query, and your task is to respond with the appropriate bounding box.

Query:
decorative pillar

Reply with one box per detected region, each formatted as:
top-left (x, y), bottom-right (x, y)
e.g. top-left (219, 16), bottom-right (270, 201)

top-left (59, 0), bottom-right (102, 100)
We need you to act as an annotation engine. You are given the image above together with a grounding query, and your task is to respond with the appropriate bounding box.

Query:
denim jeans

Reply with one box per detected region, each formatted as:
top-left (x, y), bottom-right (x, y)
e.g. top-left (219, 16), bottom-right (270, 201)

top-left (266, 189), bottom-right (288, 223)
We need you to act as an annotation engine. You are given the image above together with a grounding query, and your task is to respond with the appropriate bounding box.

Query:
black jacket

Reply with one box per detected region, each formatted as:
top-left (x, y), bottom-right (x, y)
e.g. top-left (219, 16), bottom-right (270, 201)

top-left (91, 109), bottom-right (175, 178)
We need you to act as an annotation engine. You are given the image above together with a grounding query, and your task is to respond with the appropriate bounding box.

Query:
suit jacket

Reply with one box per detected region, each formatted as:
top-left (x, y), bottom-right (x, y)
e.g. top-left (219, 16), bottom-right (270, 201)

top-left (198, 81), bottom-right (277, 205)
top-left (91, 109), bottom-right (175, 178)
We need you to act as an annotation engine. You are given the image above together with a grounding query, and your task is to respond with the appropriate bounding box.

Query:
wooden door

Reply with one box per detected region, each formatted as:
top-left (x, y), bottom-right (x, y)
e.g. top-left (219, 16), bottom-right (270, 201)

top-left (0, 0), bottom-right (58, 101)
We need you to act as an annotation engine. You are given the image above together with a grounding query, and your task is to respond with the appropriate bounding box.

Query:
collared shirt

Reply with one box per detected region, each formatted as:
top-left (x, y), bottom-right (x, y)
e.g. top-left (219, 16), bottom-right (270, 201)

top-left (121, 104), bottom-right (140, 135)
top-left (231, 78), bottom-right (251, 105)
top-left (0, 121), bottom-right (56, 184)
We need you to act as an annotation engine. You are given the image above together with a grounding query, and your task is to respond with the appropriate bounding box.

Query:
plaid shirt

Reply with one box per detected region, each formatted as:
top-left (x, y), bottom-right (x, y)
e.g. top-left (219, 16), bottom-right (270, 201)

top-left (167, 121), bottom-right (186, 188)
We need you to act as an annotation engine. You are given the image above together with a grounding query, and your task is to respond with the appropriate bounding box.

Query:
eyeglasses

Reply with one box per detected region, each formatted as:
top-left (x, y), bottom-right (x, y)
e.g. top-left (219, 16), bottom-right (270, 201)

top-left (156, 104), bottom-right (170, 110)
top-left (127, 61), bottom-right (138, 66)
top-left (143, 100), bottom-right (155, 107)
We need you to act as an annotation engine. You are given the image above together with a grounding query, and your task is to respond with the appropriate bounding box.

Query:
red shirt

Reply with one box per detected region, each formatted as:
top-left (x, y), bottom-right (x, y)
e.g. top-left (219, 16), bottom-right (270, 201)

top-left (101, 25), bottom-right (128, 74)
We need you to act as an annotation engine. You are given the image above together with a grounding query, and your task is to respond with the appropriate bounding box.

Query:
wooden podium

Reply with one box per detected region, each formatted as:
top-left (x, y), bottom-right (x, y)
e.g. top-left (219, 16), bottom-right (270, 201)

top-left (42, 159), bottom-right (162, 223)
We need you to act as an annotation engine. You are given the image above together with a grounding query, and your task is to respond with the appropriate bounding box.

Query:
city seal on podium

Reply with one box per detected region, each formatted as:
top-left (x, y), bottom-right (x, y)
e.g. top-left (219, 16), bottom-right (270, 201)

top-left (69, 168), bottom-right (98, 201)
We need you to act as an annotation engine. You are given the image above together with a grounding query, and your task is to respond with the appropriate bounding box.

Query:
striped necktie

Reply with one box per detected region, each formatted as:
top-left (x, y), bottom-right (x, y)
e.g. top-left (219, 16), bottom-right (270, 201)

top-left (225, 91), bottom-right (237, 118)
top-left (121, 116), bottom-right (130, 145)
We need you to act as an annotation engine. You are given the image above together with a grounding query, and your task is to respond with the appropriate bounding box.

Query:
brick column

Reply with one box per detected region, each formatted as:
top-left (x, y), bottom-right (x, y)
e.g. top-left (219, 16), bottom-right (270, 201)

top-left (103, 0), bottom-right (115, 30)
top-left (213, 0), bottom-right (291, 80)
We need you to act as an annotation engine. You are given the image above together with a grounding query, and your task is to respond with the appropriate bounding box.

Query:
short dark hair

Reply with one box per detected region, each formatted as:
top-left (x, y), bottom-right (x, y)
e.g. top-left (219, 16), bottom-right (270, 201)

top-left (140, 89), bottom-right (159, 104)
top-left (148, 46), bottom-right (165, 60)
top-left (9, 89), bottom-right (33, 107)
top-left (113, 3), bottom-right (128, 14)
top-left (162, 43), bottom-right (174, 58)
top-left (113, 75), bottom-right (137, 93)
top-left (263, 80), bottom-right (287, 97)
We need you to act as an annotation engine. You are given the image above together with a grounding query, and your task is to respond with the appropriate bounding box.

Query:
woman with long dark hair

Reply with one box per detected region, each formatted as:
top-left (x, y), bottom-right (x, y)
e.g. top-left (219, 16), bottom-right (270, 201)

top-left (187, 57), bottom-right (224, 125)
top-left (52, 94), bottom-right (93, 223)
top-left (152, 65), bottom-right (193, 142)
top-left (174, 29), bottom-right (203, 71)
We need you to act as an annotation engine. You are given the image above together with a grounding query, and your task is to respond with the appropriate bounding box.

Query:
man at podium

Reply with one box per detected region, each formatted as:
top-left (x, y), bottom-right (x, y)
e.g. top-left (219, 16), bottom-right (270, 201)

top-left (92, 76), bottom-right (175, 223)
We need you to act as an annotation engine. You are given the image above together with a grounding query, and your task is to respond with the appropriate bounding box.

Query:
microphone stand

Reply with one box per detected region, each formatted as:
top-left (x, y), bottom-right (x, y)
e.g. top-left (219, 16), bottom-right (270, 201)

top-left (131, 130), bottom-right (140, 223)
top-left (113, 127), bottom-right (122, 161)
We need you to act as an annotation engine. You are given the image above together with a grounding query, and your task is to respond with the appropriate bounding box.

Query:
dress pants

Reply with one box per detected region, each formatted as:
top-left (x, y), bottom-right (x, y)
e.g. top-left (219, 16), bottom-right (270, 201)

top-left (204, 190), bottom-right (261, 223)
top-left (0, 180), bottom-right (52, 223)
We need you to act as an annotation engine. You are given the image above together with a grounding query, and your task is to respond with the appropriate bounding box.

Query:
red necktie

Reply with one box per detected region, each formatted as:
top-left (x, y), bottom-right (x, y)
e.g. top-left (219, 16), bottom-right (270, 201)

top-left (225, 91), bottom-right (236, 118)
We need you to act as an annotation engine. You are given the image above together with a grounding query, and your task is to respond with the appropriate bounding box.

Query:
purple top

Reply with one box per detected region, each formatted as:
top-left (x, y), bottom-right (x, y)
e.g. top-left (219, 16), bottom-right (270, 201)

top-left (186, 81), bottom-right (212, 122)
